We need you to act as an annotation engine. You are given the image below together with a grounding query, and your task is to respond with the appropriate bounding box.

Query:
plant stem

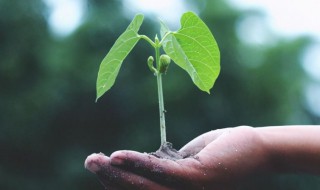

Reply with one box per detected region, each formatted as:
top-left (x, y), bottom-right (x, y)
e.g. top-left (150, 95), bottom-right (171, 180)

top-left (139, 35), bottom-right (156, 47)
top-left (155, 41), bottom-right (167, 145)
top-left (159, 31), bottom-right (173, 45)
top-left (157, 72), bottom-right (166, 145)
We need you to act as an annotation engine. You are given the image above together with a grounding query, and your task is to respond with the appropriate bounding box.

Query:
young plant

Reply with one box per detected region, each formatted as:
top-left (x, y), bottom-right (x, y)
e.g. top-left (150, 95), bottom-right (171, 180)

top-left (96, 12), bottom-right (220, 146)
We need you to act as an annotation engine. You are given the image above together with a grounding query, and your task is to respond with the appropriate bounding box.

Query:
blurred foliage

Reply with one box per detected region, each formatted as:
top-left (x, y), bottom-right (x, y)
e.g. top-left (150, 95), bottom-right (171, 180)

top-left (0, 0), bottom-right (319, 189)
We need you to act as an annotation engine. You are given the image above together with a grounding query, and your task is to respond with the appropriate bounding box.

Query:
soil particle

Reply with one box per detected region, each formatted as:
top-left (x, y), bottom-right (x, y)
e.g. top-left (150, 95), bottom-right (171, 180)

top-left (150, 142), bottom-right (184, 160)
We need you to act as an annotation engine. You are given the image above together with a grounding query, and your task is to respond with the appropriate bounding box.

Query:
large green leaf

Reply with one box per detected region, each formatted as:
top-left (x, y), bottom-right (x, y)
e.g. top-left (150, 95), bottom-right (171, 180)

top-left (96, 14), bottom-right (144, 101)
top-left (161, 12), bottom-right (220, 93)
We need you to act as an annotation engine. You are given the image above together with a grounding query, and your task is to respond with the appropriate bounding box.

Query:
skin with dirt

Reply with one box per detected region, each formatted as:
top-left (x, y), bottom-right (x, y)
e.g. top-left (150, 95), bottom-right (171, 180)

top-left (89, 142), bottom-right (188, 189)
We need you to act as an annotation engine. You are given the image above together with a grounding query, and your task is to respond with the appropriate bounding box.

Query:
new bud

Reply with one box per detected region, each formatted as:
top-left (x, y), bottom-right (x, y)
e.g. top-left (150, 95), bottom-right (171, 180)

top-left (147, 56), bottom-right (157, 74)
top-left (159, 54), bottom-right (171, 74)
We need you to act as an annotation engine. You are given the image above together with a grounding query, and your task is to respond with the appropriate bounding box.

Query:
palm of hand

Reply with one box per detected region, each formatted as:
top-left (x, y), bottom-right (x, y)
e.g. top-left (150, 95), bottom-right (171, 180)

top-left (85, 126), bottom-right (269, 190)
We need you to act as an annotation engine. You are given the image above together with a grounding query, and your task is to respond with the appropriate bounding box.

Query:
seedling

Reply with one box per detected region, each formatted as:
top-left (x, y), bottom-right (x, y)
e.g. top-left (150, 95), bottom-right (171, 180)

top-left (96, 12), bottom-right (220, 147)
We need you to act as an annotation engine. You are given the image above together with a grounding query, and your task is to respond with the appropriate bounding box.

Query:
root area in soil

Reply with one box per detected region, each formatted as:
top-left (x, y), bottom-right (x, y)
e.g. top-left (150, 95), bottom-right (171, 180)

top-left (150, 142), bottom-right (184, 160)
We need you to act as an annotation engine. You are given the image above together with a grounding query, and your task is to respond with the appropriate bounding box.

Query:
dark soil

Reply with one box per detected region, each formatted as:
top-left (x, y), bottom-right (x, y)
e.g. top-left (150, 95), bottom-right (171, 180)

top-left (150, 142), bottom-right (185, 160)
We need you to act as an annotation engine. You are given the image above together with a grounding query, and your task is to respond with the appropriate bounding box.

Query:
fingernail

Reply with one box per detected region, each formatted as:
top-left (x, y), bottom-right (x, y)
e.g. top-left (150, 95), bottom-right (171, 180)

top-left (84, 153), bottom-right (108, 173)
top-left (110, 156), bottom-right (124, 165)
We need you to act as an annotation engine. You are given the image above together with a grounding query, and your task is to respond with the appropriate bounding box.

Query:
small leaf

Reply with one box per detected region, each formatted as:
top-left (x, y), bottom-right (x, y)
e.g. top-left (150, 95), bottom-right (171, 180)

top-left (161, 12), bottom-right (220, 93)
top-left (96, 14), bottom-right (144, 101)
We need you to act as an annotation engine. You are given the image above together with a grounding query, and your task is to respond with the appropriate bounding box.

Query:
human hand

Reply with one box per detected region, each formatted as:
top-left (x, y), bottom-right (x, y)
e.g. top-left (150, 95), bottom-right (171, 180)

top-left (85, 126), bottom-right (272, 189)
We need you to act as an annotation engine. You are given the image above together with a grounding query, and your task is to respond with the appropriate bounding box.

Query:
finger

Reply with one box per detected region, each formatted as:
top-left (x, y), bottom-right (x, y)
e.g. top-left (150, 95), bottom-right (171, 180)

top-left (85, 153), bottom-right (169, 190)
top-left (96, 167), bottom-right (170, 190)
top-left (85, 153), bottom-right (109, 174)
top-left (110, 151), bottom-right (200, 188)
top-left (85, 153), bottom-right (123, 189)
top-left (179, 129), bottom-right (225, 157)
top-left (85, 153), bottom-right (125, 189)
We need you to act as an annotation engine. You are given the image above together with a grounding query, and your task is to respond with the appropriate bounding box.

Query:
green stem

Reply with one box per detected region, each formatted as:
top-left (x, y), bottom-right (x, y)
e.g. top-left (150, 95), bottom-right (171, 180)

top-left (157, 73), bottom-right (166, 145)
top-left (159, 31), bottom-right (173, 45)
top-left (139, 35), bottom-right (156, 47)
top-left (155, 41), bottom-right (167, 145)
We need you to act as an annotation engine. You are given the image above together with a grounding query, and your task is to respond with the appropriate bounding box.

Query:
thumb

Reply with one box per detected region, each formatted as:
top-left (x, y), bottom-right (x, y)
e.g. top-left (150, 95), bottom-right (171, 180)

top-left (179, 129), bottom-right (225, 157)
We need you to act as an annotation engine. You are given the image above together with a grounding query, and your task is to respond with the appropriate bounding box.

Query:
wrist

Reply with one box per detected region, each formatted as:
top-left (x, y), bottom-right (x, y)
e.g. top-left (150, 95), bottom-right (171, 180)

top-left (255, 125), bottom-right (320, 174)
top-left (254, 127), bottom-right (280, 173)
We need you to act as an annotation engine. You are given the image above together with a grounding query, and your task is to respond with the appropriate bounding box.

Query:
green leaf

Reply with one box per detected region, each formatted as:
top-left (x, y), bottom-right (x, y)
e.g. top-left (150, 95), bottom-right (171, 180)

top-left (160, 20), bottom-right (169, 39)
top-left (96, 14), bottom-right (144, 101)
top-left (161, 12), bottom-right (220, 93)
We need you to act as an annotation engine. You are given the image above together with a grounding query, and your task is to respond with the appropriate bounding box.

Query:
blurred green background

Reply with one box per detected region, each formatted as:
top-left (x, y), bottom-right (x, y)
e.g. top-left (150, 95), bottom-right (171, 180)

top-left (1, 0), bottom-right (319, 189)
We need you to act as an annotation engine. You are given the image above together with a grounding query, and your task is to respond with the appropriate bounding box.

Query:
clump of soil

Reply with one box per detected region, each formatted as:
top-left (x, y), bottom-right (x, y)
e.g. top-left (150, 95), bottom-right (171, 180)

top-left (150, 142), bottom-right (184, 160)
